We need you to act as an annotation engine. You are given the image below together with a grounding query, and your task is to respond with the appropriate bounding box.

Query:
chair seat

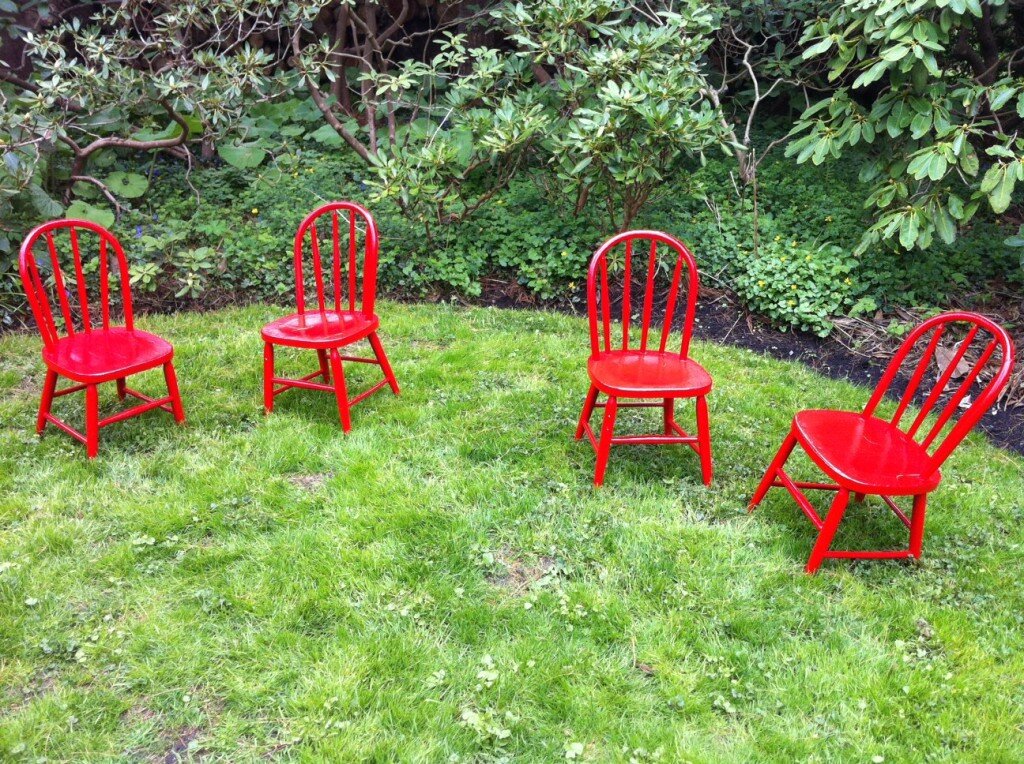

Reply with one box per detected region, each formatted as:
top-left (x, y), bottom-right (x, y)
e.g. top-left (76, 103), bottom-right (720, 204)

top-left (793, 410), bottom-right (942, 495)
top-left (42, 327), bottom-right (173, 382)
top-left (588, 350), bottom-right (712, 397)
top-left (262, 310), bottom-right (378, 349)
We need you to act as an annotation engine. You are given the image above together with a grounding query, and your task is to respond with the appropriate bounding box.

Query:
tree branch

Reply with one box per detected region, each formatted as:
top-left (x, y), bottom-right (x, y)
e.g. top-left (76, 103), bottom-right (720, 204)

top-left (70, 175), bottom-right (126, 216)
top-left (291, 26), bottom-right (371, 163)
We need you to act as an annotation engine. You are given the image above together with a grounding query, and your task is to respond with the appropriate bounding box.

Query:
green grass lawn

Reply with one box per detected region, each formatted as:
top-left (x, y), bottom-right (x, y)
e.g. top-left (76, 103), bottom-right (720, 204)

top-left (1, 303), bottom-right (1022, 762)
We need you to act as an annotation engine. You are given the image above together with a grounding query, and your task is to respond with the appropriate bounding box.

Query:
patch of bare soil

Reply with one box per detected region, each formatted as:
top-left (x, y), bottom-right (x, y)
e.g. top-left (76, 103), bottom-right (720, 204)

top-left (287, 473), bottom-right (332, 491)
top-left (485, 547), bottom-right (556, 595)
top-left (157, 726), bottom-right (204, 764)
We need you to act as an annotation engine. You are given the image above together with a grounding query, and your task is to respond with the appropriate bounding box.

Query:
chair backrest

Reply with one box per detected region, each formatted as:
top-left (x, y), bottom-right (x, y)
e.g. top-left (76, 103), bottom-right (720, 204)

top-left (20, 219), bottom-right (134, 348)
top-left (587, 230), bottom-right (700, 358)
top-left (293, 201), bottom-right (379, 317)
top-left (862, 311), bottom-right (1015, 470)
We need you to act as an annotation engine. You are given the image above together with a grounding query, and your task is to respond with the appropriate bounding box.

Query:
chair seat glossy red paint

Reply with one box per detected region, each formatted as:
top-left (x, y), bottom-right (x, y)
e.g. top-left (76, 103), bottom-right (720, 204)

top-left (750, 311), bottom-right (1015, 573)
top-left (589, 351), bottom-right (712, 397)
top-left (576, 230), bottom-right (713, 486)
top-left (262, 202), bottom-right (398, 430)
top-left (19, 219), bottom-right (185, 458)
top-left (792, 410), bottom-right (942, 495)
top-left (43, 328), bottom-right (174, 381)
top-left (261, 309), bottom-right (378, 348)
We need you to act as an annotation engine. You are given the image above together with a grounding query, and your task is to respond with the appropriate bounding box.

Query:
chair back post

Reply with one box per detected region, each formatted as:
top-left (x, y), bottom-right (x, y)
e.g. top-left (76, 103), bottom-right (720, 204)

top-left (586, 230), bottom-right (699, 358)
top-left (862, 311), bottom-right (1015, 472)
top-left (292, 201), bottom-right (379, 317)
top-left (19, 219), bottom-right (134, 347)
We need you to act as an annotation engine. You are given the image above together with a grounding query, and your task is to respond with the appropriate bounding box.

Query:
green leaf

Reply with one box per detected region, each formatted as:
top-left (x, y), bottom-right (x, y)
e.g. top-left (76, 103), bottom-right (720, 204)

top-left (989, 87), bottom-right (1016, 111)
top-left (979, 164), bottom-right (1003, 194)
top-left (881, 45), bottom-right (910, 62)
top-left (105, 171), bottom-right (148, 199)
top-left (959, 144), bottom-right (979, 176)
top-left (853, 60), bottom-right (889, 89)
top-left (571, 157), bottom-right (593, 174)
top-left (217, 141), bottom-right (267, 169)
top-left (927, 154), bottom-right (947, 182)
top-left (308, 124), bottom-right (345, 148)
top-left (27, 184), bottom-right (64, 218)
top-left (948, 194), bottom-right (965, 219)
top-left (66, 200), bottom-right (115, 229)
top-left (986, 145), bottom-right (1015, 159)
top-left (452, 129), bottom-right (475, 166)
top-left (909, 112), bottom-right (931, 139)
top-left (899, 212), bottom-right (919, 249)
top-left (990, 169), bottom-right (1016, 214)
top-left (1004, 224), bottom-right (1024, 247)
top-left (933, 207), bottom-right (956, 244)
top-left (131, 116), bottom-right (200, 142)
top-left (802, 37), bottom-right (835, 59)
top-left (907, 152), bottom-right (932, 179)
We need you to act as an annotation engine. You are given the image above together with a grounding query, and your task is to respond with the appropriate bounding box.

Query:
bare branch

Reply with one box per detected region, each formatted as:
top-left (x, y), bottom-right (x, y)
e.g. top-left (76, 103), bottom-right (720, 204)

top-left (290, 26), bottom-right (372, 162)
top-left (69, 175), bottom-right (126, 216)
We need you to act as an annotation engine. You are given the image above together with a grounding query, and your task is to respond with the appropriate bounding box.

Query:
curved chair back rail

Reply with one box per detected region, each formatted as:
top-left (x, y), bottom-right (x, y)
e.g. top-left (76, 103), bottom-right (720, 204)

top-left (293, 201), bottom-right (380, 318)
top-left (20, 218), bottom-right (135, 346)
top-left (586, 229), bottom-right (700, 358)
top-left (577, 230), bottom-right (713, 487)
top-left (263, 201), bottom-right (399, 431)
top-left (749, 310), bottom-right (1015, 573)
top-left (862, 311), bottom-right (1015, 472)
top-left (18, 219), bottom-right (185, 458)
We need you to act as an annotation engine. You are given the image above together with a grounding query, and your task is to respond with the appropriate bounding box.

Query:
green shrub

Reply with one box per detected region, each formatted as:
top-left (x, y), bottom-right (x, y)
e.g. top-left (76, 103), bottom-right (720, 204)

top-left (3, 139), bottom-right (1021, 334)
top-left (733, 241), bottom-right (860, 336)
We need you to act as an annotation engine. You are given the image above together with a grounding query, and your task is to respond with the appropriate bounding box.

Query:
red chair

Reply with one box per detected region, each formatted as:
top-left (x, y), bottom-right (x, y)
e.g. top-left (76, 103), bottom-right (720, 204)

top-left (576, 230), bottom-right (713, 486)
top-left (19, 219), bottom-right (185, 458)
top-left (262, 202), bottom-right (399, 429)
top-left (750, 312), bottom-right (1015, 573)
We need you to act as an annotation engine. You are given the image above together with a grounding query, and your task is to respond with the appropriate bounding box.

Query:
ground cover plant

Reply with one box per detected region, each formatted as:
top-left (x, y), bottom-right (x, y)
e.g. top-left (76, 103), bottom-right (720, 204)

top-left (4, 1), bottom-right (1022, 333)
top-left (5, 138), bottom-right (1017, 337)
top-left (1, 303), bottom-right (1022, 761)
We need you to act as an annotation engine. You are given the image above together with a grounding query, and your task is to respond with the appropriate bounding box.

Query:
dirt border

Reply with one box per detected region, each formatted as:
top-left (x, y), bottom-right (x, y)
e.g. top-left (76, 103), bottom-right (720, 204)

top-left (4, 278), bottom-right (1021, 455)
top-left (462, 278), bottom-right (1023, 457)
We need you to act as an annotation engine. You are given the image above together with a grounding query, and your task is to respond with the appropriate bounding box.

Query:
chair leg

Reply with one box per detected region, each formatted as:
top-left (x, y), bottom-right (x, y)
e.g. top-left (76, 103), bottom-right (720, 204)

top-left (854, 492), bottom-right (866, 503)
top-left (116, 377), bottom-right (127, 400)
top-left (806, 489), bottom-right (850, 574)
top-left (85, 383), bottom-right (100, 459)
top-left (594, 396), bottom-right (618, 487)
top-left (749, 432), bottom-right (797, 510)
top-left (909, 493), bottom-right (928, 558)
top-left (37, 369), bottom-right (58, 434)
top-left (317, 349), bottom-right (331, 382)
top-left (328, 348), bottom-right (352, 433)
top-left (663, 398), bottom-right (674, 435)
top-left (575, 385), bottom-right (599, 440)
top-left (163, 362), bottom-right (185, 423)
top-left (368, 332), bottom-right (400, 395)
top-left (263, 342), bottom-right (275, 415)
top-left (696, 395), bottom-right (712, 486)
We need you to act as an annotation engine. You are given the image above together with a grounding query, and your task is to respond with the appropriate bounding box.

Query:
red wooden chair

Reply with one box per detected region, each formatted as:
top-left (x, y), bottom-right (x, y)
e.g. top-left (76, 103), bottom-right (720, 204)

top-left (19, 219), bottom-right (185, 458)
top-left (576, 230), bottom-right (712, 486)
top-left (749, 311), bottom-right (1015, 573)
top-left (262, 201), bottom-right (399, 430)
